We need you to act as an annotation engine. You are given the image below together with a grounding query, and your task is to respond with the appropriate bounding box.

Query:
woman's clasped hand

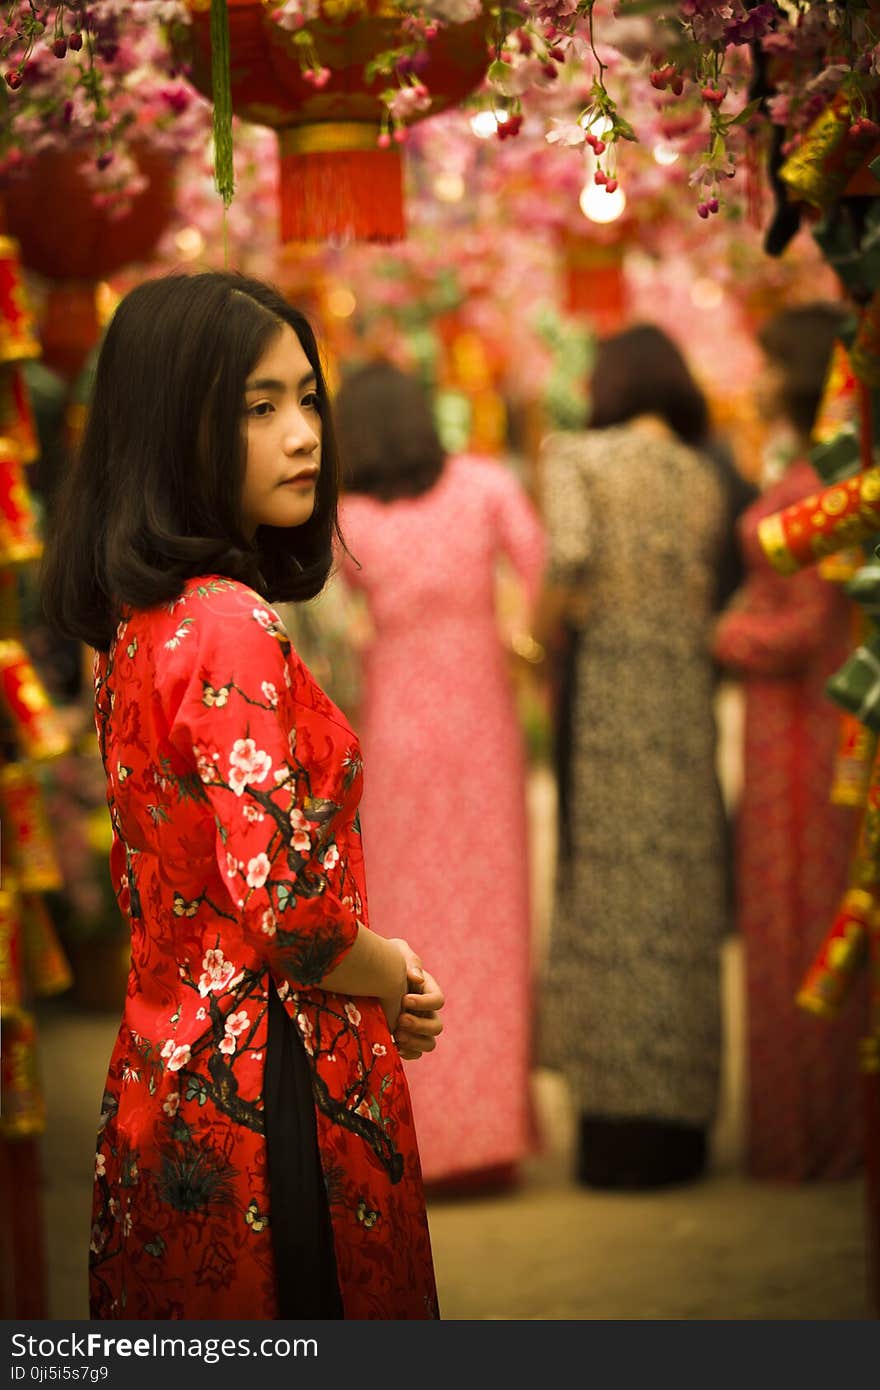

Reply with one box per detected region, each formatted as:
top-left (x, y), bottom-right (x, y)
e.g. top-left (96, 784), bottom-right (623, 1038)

top-left (386, 938), bottom-right (445, 1062)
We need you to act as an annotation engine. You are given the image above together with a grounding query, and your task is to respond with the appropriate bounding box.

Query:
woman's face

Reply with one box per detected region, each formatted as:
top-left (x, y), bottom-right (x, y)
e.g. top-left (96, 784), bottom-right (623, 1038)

top-left (240, 323), bottom-right (322, 537)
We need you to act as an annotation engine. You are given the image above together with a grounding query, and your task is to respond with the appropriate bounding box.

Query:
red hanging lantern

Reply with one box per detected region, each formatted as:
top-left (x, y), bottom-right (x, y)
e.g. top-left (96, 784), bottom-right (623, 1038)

top-left (560, 232), bottom-right (628, 335)
top-left (1, 146), bottom-right (176, 380)
top-left (181, 0), bottom-right (491, 243)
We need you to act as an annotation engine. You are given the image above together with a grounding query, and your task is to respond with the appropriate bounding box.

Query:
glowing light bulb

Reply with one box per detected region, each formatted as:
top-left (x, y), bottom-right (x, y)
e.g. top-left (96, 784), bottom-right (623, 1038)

top-left (433, 171), bottom-right (466, 203)
top-left (326, 287), bottom-right (357, 319)
top-left (470, 108), bottom-right (507, 139)
top-left (174, 226), bottom-right (205, 259)
top-left (690, 278), bottom-right (723, 310)
top-left (579, 181), bottom-right (627, 224)
top-left (652, 141), bottom-right (680, 166)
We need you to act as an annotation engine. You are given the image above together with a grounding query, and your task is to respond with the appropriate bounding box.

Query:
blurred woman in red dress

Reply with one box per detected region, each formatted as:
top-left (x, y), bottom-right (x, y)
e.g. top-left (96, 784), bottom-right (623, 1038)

top-left (713, 303), bottom-right (867, 1180)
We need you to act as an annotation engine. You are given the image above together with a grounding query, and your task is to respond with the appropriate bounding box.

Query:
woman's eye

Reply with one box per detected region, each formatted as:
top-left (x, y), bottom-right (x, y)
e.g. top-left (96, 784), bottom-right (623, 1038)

top-left (301, 391), bottom-right (320, 411)
top-left (247, 400), bottom-right (274, 417)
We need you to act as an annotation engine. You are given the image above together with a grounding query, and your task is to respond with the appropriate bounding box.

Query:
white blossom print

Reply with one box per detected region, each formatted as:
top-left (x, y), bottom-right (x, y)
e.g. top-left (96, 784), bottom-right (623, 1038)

top-left (165, 1044), bottom-right (191, 1073)
top-left (228, 738), bottom-right (272, 797)
top-left (246, 853), bottom-right (271, 889)
top-left (198, 948), bottom-right (240, 997)
top-left (218, 1010), bottom-right (249, 1057)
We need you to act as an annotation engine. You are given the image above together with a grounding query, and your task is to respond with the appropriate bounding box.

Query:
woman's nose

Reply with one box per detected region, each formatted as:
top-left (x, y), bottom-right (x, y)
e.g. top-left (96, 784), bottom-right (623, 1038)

top-left (283, 411), bottom-right (319, 454)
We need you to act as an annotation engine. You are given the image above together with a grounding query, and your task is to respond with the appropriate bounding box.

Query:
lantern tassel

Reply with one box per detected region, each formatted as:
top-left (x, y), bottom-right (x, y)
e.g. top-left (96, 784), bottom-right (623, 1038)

top-left (210, 0), bottom-right (235, 209)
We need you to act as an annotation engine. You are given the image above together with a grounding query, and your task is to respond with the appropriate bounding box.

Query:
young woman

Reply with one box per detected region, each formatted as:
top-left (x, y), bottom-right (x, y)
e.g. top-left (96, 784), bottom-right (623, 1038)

top-left (41, 271), bottom-right (444, 1320)
top-left (335, 362), bottom-right (545, 1193)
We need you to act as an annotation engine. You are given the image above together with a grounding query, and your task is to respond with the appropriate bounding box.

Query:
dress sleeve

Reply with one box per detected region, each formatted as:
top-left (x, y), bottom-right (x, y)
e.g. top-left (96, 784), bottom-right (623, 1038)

top-left (489, 462), bottom-right (546, 606)
top-left (539, 433), bottom-right (592, 587)
top-left (712, 565), bottom-right (842, 677)
top-left (166, 600), bottom-right (359, 989)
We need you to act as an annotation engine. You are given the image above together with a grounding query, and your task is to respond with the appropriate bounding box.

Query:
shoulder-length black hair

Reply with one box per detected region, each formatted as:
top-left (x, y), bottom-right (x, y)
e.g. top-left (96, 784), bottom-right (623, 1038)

top-left (335, 360), bottom-right (445, 502)
top-left (41, 270), bottom-right (341, 651)
top-left (588, 322), bottom-right (709, 446)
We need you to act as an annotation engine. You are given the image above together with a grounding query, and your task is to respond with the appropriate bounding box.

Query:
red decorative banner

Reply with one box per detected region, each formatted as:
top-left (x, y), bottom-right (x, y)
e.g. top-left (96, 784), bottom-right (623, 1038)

top-left (0, 640), bottom-right (71, 761)
top-left (0, 1009), bottom-right (45, 1137)
top-left (0, 237), bottom-right (39, 365)
top-left (852, 291), bottom-right (880, 390)
top-left (813, 339), bottom-right (860, 446)
top-left (831, 714), bottom-right (878, 808)
top-left (0, 438), bottom-right (41, 566)
top-left (797, 888), bottom-right (873, 1018)
top-left (20, 894), bottom-right (72, 999)
top-left (0, 762), bottom-right (63, 892)
top-left (849, 747), bottom-right (880, 892)
top-left (0, 367), bottom-right (38, 465)
top-left (0, 883), bottom-right (23, 1016)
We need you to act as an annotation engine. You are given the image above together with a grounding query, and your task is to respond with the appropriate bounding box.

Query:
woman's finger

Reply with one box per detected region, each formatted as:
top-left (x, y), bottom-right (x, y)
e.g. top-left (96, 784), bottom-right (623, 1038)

top-left (396, 1011), bottom-right (443, 1037)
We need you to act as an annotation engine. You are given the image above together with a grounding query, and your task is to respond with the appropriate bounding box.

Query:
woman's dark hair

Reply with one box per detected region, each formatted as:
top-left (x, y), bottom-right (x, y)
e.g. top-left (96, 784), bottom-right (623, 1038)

top-left (588, 323), bottom-right (709, 446)
top-left (335, 360), bottom-right (445, 502)
top-left (41, 270), bottom-right (341, 651)
top-left (757, 301), bottom-right (848, 437)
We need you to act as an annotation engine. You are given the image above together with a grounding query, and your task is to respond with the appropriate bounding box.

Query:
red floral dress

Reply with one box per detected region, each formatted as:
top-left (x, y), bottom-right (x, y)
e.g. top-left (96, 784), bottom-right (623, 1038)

top-left (713, 460), bottom-right (867, 1180)
top-left (88, 576), bottom-right (438, 1319)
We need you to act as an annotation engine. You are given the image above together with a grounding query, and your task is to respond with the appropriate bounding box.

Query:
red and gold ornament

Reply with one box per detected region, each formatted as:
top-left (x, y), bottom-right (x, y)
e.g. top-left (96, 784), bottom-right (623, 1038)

top-left (759, 467), bottom-right (880, 574)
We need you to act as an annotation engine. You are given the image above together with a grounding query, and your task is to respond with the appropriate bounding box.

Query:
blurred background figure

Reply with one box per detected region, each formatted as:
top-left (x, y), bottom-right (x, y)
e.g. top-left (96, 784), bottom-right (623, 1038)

top-left (534, 323), bottom-right (752, 1189)
top-left (335, 362), bottom-right (545, 1194)
top-left (712, 303), bottom-right (867, 1182)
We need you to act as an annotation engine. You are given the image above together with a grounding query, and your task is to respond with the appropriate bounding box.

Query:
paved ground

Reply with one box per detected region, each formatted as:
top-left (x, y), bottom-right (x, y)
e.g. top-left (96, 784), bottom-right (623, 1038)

top-left (32, 992), bottom-right (872, 1322)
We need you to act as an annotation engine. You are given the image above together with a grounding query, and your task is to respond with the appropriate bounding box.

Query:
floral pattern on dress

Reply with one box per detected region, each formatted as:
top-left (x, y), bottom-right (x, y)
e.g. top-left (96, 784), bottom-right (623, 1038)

top-left (89, 576), bottom-right (438, 1320)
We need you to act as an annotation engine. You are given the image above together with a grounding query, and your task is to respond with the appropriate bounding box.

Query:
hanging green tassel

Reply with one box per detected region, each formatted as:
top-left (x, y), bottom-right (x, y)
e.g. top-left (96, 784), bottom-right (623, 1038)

top-left (210, 0), bottom-right (235, 209)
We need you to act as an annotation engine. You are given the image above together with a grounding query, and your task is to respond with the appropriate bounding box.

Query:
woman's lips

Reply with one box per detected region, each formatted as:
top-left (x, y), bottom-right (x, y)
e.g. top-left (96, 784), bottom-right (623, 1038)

top-left (280, 465), bottom-right (319, 487)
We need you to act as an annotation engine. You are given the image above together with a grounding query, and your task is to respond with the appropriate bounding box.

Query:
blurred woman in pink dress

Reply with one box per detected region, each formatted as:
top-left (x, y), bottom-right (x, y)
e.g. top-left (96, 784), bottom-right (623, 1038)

top-left (336, 363), bottom-right (545, 1192)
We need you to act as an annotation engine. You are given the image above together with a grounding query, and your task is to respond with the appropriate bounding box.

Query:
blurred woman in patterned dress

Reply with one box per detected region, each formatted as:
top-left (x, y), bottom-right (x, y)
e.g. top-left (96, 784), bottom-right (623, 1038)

top-left (535, 324), bottom-right (750, 1189)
